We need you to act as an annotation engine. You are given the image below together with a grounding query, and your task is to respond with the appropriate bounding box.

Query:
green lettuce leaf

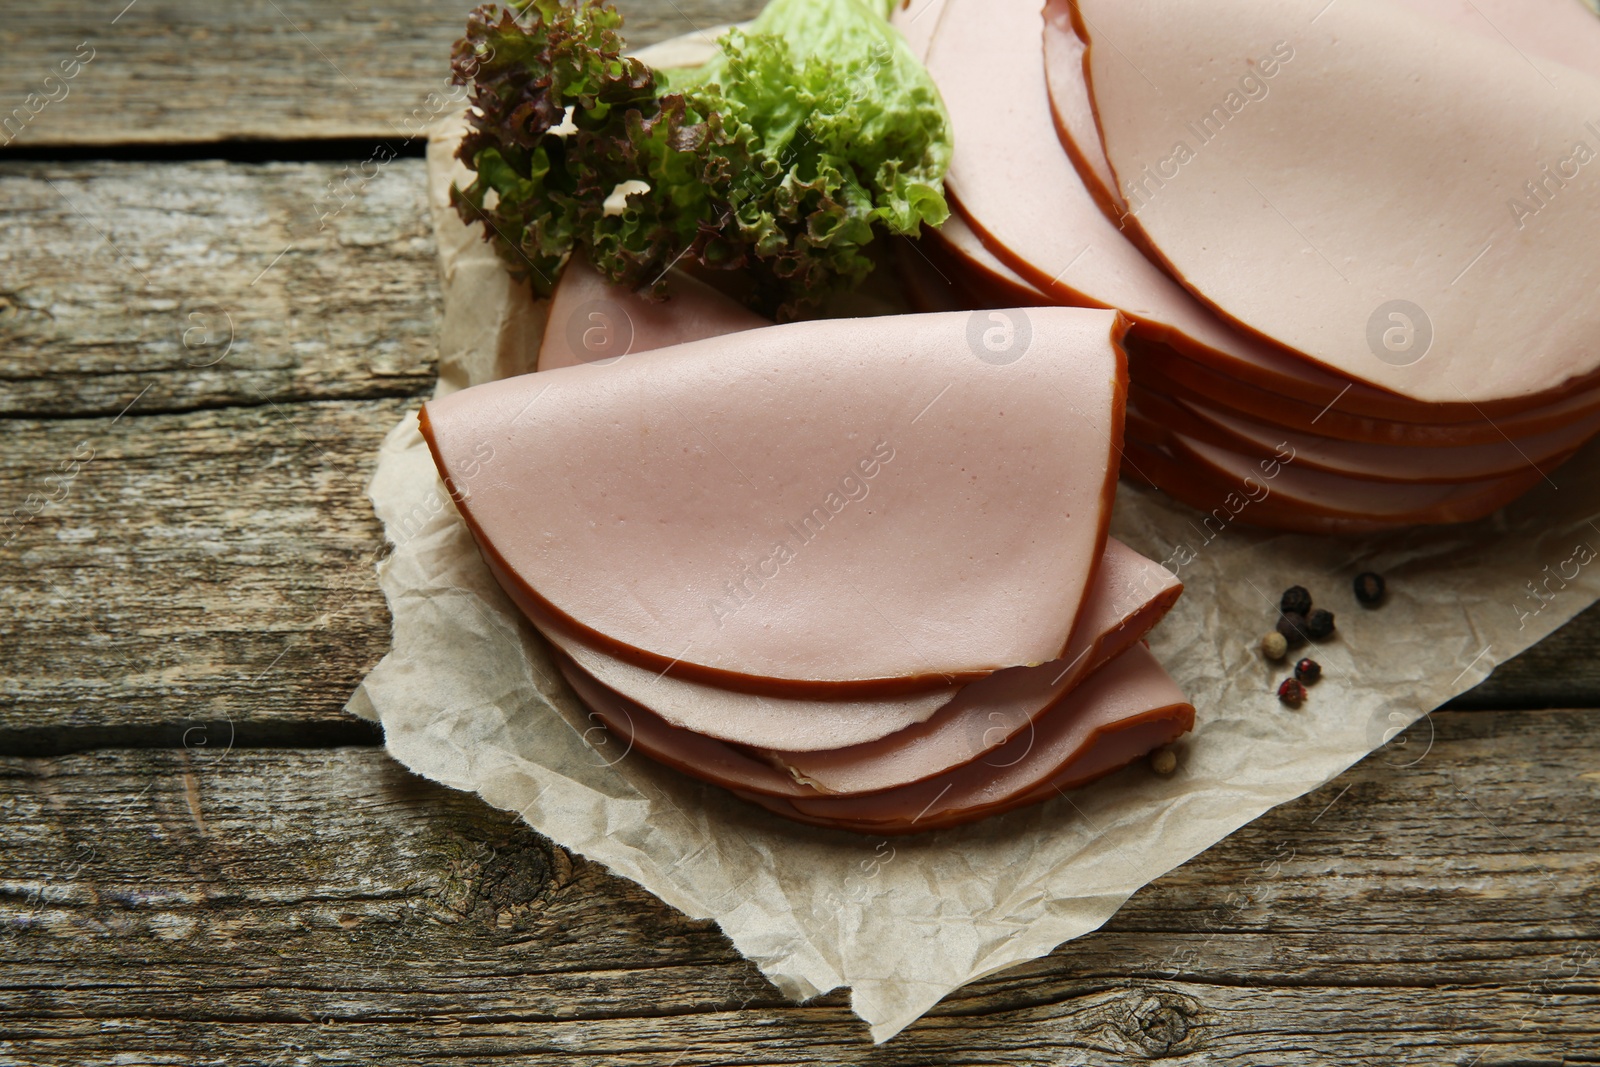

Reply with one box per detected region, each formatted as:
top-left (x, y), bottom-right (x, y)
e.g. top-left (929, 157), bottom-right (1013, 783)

top-left (449, 0), bottom-right (950, 319)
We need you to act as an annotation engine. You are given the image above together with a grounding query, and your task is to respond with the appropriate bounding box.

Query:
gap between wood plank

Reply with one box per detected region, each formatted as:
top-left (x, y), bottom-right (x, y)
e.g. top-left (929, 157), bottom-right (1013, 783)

top-left (0, 705), bottom-right (1579, 759)
top-left (0, 384), bottom-right (434, 423)
top-left (0, 719), bottom-right (383, 758)
top-left (0, 137), bottom-right (426, 165)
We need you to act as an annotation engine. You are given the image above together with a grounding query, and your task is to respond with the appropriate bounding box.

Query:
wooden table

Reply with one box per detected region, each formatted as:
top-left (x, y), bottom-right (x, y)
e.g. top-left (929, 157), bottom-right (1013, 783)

top-left (3, 3), bottom-right (1597, 1063)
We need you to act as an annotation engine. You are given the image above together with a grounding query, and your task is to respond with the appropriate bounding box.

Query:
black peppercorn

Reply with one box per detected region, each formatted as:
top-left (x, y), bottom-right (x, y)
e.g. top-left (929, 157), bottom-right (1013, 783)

top-left (1354, 571), bottom-right (1386, 606)
top-left (1280, 585), bottom-right (1313, 616)
top-left (1305, 608), bottom-right (1335, 639)
top-left (1276, 612), bottom-right (1310, 649)
top-left (1294, 657), bottom-right (1321, 684)
top-left (1277, 678), bottom-right (1306, 707)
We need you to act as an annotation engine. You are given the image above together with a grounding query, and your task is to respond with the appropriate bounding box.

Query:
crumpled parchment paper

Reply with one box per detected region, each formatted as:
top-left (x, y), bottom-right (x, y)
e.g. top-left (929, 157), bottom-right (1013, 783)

top-left (345, 30), bottom-right (1600, 1044)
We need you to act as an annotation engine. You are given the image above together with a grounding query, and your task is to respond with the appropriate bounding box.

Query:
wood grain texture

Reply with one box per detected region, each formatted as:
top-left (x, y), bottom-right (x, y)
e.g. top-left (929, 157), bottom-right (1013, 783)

top-left (2, 3), bottom-right (1597, 1062)
top-left (3, 709), bottom-right (1597, 1065)
top-left (2, 389), bottom-right (1598, 743)
top-left (0, 155), bottom-right (1596, 740)
top-left (0, 159), bottom-right (438, 418)
top-left (0, 0), bottom-right (765, 149)
top-left (0, 400), bottom-right (401, 742)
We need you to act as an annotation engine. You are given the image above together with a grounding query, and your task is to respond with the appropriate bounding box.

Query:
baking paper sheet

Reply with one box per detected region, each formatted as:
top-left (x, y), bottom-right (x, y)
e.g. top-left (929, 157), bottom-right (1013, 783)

top-left (345, 31), bottom-right (1600, 1043)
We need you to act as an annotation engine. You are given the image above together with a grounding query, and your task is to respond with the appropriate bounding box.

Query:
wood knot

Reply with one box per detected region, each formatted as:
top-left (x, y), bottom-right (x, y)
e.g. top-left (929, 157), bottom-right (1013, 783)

top-left (1119, 990), bottom-right (1205, 1058)
top-left (439, 836), bottom-right (564, 931)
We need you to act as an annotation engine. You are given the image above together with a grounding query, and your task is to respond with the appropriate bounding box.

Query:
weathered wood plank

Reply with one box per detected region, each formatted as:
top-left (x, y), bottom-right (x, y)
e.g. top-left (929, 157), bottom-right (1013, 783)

top-left (1452, 599), bottom-right (1600, 709)
top-left (2, 709), bottom-right (1597, 1064)
top-left (0, 0), bottom-right (764, 149)
top-left (3, 393), bottom-right (1599, 742)
top-left (0, 401), bottom-right (401, 739)
top-left (0, 160), bottom-right (438, 418)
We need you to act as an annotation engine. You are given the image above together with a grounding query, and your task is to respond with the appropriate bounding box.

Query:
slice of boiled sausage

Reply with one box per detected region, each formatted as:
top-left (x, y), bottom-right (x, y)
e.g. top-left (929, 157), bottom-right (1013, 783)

top-left (542, 620), bottom-right (956, 752)
top-left (534, 538), bottom-right (1173, 753)
top-left (767, 538), bottom-right (1181, 793)
top-left (547, 540), bottom-right (1180, 787)
top-left (1073, 0), bottom-right (1600, 406)
top-left (538, 260), bottom-right (767, 373)
top-left (1172, 390), bottom-right (1599, 484)
top-left (1129, 342), bottom-right (1600, 446)
top-left (1041, 0), bottom-right (1123, 218)
top-left (909, 0), bottom-right (1379, 417)
top-left (554, 653), bottom-right (813, 798)
top-left (737, 644), bottom-right (1194, 834)
top-left (423, 308), bottom-right (1129, 696)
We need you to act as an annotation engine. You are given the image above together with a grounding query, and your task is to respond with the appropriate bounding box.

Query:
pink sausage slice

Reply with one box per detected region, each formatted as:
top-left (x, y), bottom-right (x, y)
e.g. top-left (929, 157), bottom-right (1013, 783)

top-left (1073, 0), bottom-right (1600, 406)
top-left (537, 260), bottom-right (767, 373)
top-left (1167, 433), bottom-right (1551, 525)
top-left (1040, 0), bottom-right (1122, 219)
top-left (423, 308), bottom-right (1129, 696)
top-left (1037, 0), bottom-right (1600, 423)
top-left (907, 0), bottom-right (1372, 418)
top-left (1173, 391), bottom-right (1600, 484)
top-left (1120, 413), bottom-right (1553, 531)
top-left (555, 654), bottom-right (813, 798)
top-left (543, 617), bottom-right (955, 751)
top-left (1038, 0), bottom-right (1600, 218)
top-left (541, 538), bottom-right (1177, 760)
top-left (1130, 343), bottom-right (1600, 447)
top-left (557, 630), bottom-right (1193, 828)
top-left (921, 212), bottom-right (1052, 309)
top-left (767, 538), bottom-right (1181, 793)
top-left (738, 644), bottom-right (1194, 834)
top-left (737, 714), bottom-right (1185, 834)
top-left (889, 0), bottom-right (950, 63)
top-left (1396, 0), bottom-right (1600, 82)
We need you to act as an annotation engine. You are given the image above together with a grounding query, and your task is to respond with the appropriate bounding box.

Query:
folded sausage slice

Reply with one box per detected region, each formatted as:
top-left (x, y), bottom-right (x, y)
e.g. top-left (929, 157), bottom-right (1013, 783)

top-left (766, 538), bottom-right (1181, 793)
top-left (738, 645), bottom-right (1194, 834)
top-left (423, 308), bottom-right (1129, 695)
top-left (543, 619), bottom-right (956, 752)
top-left (1130, 343), bottom-right (1600, 446)
top-left (555, 653), bottom-right (813, 798)
top-left (907, 0), bottom-right (1381, 417)
top-left (561, 639), bottom-right (1194, 835)
top-left (1073, 0), bottom-right (1600, 406)
top-left (544, 537), bottom-right (1184, 771)
top-left (537, 261), bottom-right (767, 373)
top-left (1165, 390), bottom-right (1599, 484)
top-left (532, 538), bottom-right (1169, 753)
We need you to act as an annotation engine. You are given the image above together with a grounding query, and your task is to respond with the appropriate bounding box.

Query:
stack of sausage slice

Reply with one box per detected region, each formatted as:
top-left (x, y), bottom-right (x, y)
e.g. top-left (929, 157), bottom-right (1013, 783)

top-left (420, 268), bottom-right (1194, 833)
top-left (898, 0), bottom-right (1600, 532)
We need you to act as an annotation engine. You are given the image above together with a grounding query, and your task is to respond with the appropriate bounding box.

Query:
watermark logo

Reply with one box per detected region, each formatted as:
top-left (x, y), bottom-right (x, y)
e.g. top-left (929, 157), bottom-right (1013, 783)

top-left (1, 40), bottom-right (95, 147)
top-left (1365, 705), bottom-right (1434, 768)
top-left (966, 308), bottom-right (1031, 366)
top-left (181, 306), bottom-right (234, 368)
top-left (1366, 300), bottom-right (1433, 367)
top-left (965, 706), bottom-right (1036, 769)
top-left (1514, 540), bottom-right (1595, 630)
top-left (565, 299), bottom-right (634, 365)
top-left (580, 709), bottom-right (635, 768)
